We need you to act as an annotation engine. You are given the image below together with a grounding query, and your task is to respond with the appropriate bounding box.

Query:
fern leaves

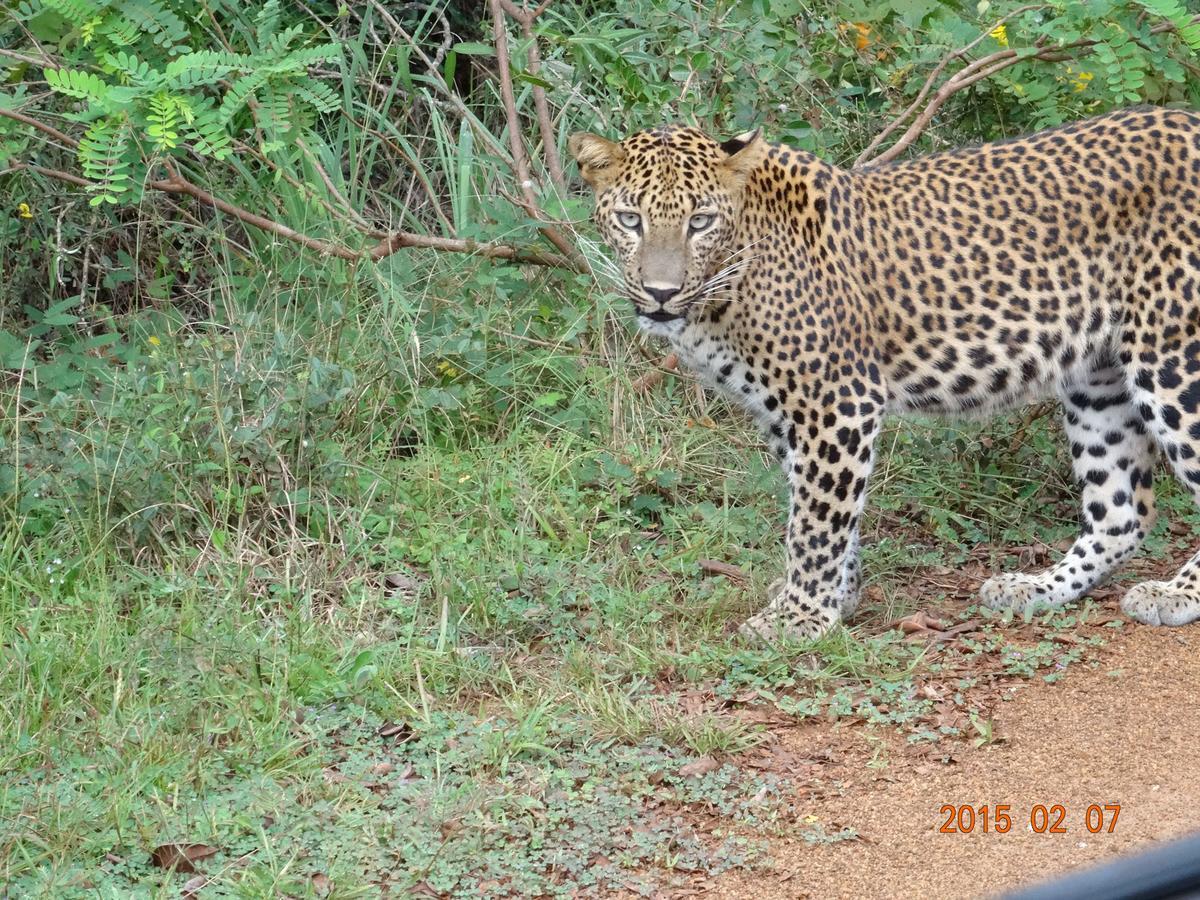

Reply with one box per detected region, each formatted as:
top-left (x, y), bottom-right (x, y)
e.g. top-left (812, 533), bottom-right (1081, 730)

top-left (77, 118), bottom-right (132, 205)
top-left (146, 92), bottom-right (184, 151)
top-left (22, 0), bottom-right (346, 205)
top-left (163, 51), bottom-right (242, 89)
top-left (45, 68), bottom-right (109, 101)
top-left (1141, 0), bottom-right (1200, 49)
top-left (114, 0), bottom-right (186, 49)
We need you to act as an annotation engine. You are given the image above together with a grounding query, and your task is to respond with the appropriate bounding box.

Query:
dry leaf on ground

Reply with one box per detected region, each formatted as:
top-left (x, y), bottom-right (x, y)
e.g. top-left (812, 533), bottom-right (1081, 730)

top-left (148, 843), bottom-right (218, 874)
top-left (678, 756), bottom-right (722, 778)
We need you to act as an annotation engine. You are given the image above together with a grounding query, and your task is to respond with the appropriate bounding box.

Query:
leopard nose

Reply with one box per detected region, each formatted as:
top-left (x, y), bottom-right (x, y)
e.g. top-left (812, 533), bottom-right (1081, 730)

top-left (643, 285), bottom-right (680, 304)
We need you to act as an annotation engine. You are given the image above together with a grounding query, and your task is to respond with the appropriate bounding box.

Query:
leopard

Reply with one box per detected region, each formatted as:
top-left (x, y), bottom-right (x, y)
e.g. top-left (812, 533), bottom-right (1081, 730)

top-left (568, 105), bottom-right (1200, 641)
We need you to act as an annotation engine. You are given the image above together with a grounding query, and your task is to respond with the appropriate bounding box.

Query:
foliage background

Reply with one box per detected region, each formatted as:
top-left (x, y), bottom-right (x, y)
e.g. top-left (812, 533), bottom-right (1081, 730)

top-left (2, 0), bottom-right (1200, 895)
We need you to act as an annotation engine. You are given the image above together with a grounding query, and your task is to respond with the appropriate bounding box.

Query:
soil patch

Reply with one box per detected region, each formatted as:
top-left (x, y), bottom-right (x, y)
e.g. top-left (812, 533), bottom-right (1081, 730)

top-left (707, 621), bottom-right (1200, 899)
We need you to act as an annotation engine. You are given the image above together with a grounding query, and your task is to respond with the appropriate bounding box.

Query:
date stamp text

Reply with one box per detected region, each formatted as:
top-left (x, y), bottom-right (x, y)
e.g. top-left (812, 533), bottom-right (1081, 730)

top-left (939, 804), bottom-right (1122, 834)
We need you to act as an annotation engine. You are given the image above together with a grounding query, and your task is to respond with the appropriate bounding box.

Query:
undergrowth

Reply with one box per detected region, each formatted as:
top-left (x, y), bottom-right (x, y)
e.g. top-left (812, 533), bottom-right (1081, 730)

top-left (5, 0), bottom-right (1200, 894)
top-left (0, 249), bottom-right (1159, 896)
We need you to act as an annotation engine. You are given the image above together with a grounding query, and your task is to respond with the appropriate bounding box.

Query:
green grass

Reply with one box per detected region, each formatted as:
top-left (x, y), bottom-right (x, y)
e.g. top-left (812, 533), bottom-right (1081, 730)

top-left (6, 0), bottom-right (1200, 892)
top-left (0, 259), bottom-right (1155, 896)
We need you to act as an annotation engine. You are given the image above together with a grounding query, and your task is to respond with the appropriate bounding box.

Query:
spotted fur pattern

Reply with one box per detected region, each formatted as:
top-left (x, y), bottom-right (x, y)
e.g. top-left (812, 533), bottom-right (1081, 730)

top-left (569, 106), bottom-right (1200, 640)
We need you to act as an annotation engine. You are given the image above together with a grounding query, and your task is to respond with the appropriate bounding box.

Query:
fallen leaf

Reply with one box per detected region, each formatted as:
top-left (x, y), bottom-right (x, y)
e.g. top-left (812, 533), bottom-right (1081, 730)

top-left (149, 843), bottom-right (218, 874)
top-left (378, 721), bottom-right (415, 743)
top-left (631, 352), bottom-right (679, 392)
top-left (678, 756), bottom-right (721, 778)
top-left (371, 762), bottom-right (394, 776)
top-left (311, 873), bottom-right (332, 896)
top-left (384, 573), bottom-right (422, 595)
top-left (888, 610), bottom-right (945, 634)
top-left (697, 559), bottom-right (749, 582)
top-left (181, 874), bottom-right (207, 896)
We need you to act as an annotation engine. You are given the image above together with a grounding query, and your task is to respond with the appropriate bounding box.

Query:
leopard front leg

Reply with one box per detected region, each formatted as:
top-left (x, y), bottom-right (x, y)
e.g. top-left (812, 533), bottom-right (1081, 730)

top-left (740, 409), bottom-right (879, 642)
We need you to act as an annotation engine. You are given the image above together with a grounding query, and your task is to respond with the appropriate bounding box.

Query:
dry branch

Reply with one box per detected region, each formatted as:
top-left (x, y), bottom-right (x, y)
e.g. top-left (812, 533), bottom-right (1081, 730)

top-left (499, 0), bottom-right (568, 196)
top-left (3, 148), bottom-right (575, 270)
top-left (0, 107), bottom-right (79, 150)
top-left (849, 6), bottom-right (1200, 167)
top-left (488, 0), bottom-right (584, 267)
top-left (854, 4), bottom-right (1048, 167)
top-left (856, 40), bottom-right (1100, 168)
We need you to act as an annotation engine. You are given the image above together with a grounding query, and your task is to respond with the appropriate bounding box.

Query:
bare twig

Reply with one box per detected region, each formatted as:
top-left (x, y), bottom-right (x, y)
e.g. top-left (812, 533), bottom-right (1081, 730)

top-left (6, 160), bottom-right (91, 188)
top-left (860, 45), bottom-right (1097, 167)
top-left (1150, 12), bottom-right (1200, 34)
top-left (488, 0), bottom-right (584, 267)
top-left (153, 168), bottom-right (363, 258)
top-left (858, 8), bottom-right (1200, 168)
top-left (499, 0), bottom-right (567, 195)
top-left (490, 0), bottom-right (535, 192)
top-left (698, 559), bottom-right (749, 582)
top-left (5, 157), bottom-right (574, 268)
top-left (0, 107), bottom-right (79, 150)
top-left (856, 17), bottom-right (1107, 168)
top-left (0, 47), bottom-right (56, 67)
top-left (366, 231), bottom-right (573, 266)
top-left (854, 5), bottom-right (1048, 167)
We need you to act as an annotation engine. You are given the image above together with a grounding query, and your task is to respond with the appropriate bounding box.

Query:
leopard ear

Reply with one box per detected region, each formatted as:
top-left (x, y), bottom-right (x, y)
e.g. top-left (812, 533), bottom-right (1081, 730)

top-left (720, 128), bottom-right (767, 181)
top-left (568, 132), bottom-right (625, 187)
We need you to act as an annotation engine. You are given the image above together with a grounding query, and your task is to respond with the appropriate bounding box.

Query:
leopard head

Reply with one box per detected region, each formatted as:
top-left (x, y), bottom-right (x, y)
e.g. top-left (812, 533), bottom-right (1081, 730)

top-left (568, 125), bottom-right (767, 333)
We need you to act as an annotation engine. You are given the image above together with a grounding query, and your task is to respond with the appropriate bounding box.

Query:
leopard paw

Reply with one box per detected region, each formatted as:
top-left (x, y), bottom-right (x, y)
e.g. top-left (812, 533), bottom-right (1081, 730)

top-left (738, 585), bottom-right (837, 643)
top-left (979, 572), bottom-right (1062, 614)
top-left (1121, 581), bottom-right (1200, 627)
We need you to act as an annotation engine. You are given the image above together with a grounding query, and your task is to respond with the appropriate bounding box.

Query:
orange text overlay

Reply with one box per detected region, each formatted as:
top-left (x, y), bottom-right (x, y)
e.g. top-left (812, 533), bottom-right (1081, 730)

top-left (939, 804), bottom-right (1121, 834)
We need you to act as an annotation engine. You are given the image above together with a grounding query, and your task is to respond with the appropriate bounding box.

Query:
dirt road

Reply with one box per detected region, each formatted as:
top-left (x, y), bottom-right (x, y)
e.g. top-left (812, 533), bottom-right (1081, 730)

top-left (710, 623), bottom-right (1200, 899)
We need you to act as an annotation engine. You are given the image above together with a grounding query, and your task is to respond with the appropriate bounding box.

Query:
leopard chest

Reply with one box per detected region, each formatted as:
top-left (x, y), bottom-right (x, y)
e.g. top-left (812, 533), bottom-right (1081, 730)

top-left (668, 324), bottom-right (792, 459)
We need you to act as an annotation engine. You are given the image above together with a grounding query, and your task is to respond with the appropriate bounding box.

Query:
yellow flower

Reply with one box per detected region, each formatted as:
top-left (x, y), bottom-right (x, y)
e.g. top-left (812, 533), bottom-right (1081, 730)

top-left (990, 24), bottom-right (1008, 47)
top-left (854, 22), bottom-right (872, 51)
top-left (16, 202), bottom-right (32, 219)
top-left (838, 21), bottom-right (872, 51)
top-left (148, 335), bottom-right (161, 346)
top-left (1073, 71), bottom-right (1094, 92)
top-left (435, 360), bottom-right (460, 379)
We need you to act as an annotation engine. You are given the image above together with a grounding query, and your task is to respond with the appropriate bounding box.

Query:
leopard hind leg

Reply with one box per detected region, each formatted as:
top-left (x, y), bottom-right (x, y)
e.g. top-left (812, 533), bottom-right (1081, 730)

top-left (981, 365), bottom-right (1157, 614)
top-left (1120, 344), bottom-right (1200, 626)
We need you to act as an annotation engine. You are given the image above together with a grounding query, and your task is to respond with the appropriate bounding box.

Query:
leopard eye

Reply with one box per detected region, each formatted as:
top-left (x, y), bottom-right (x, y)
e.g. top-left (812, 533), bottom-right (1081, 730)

top-left (689, 213), bottom-right (714, 232)
top-left (616, 211), bottom-right (642, 230)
